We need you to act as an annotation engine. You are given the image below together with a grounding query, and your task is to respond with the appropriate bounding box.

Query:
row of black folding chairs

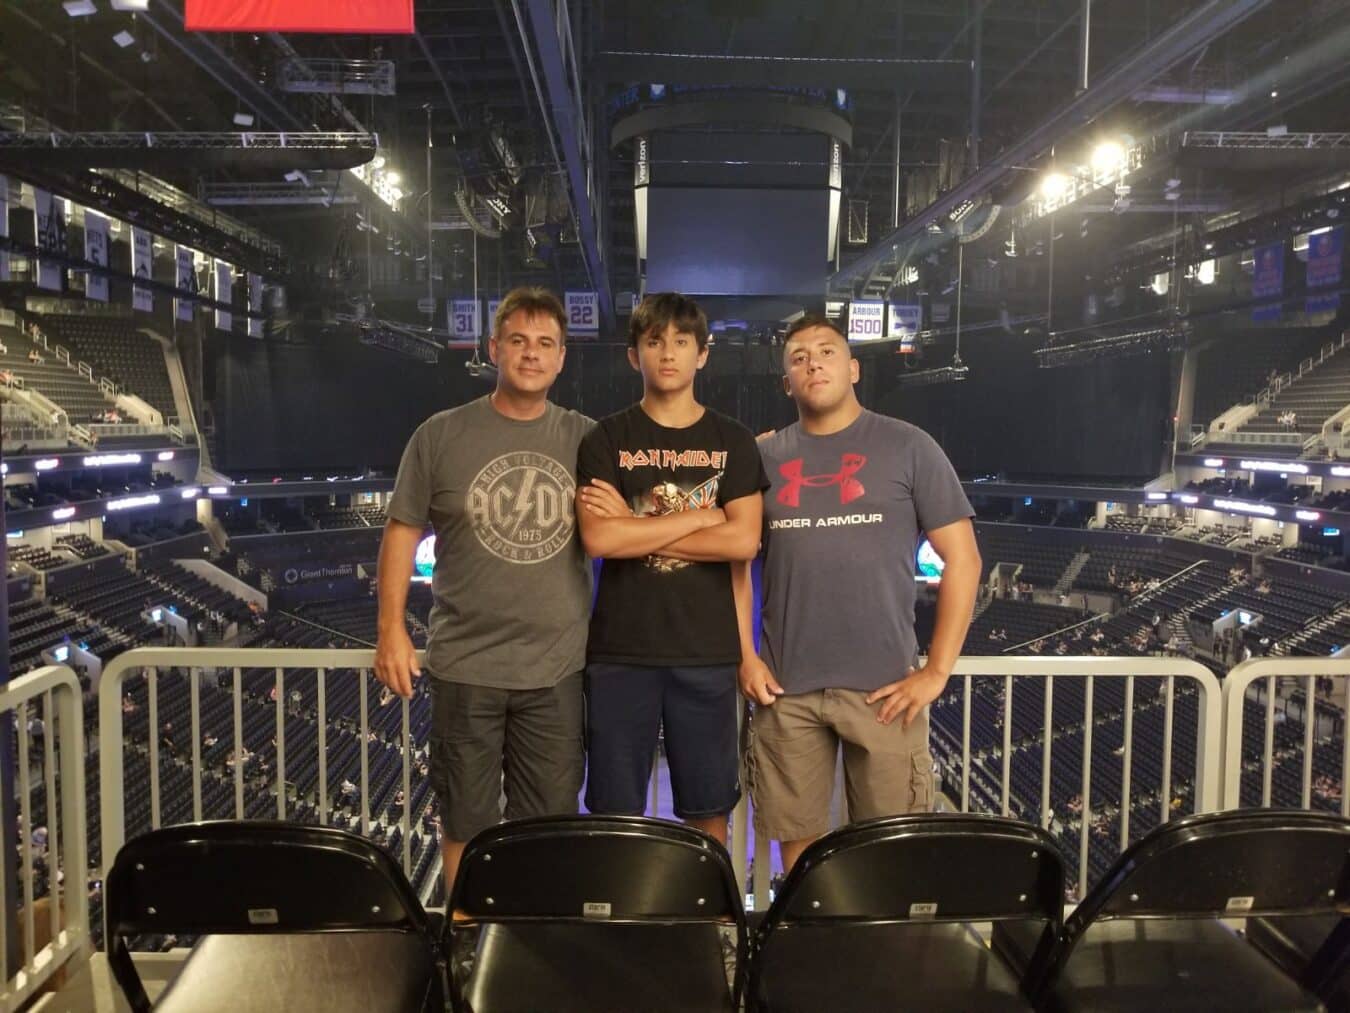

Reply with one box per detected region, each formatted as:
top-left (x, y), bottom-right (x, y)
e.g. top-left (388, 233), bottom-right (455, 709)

top-left (105, 810), bottom-right (1350, 1012)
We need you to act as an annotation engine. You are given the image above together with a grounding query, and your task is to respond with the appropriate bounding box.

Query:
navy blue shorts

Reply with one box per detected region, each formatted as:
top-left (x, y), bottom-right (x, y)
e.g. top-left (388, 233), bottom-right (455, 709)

top-left (584, 663), bottom-right (741, 820)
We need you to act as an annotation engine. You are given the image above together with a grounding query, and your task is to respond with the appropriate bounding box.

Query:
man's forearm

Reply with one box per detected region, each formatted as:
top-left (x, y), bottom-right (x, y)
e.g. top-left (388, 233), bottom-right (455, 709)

top-left (580, 509), bottom-right (714, 559)
top-left (377, 526), bottom-right (418, 633)
top-left (926, 554), bottom-right (981, 676)
top-left (731, 561), bottom-right (758, 659)
top-left (656, 520), bottom-right (760, 562)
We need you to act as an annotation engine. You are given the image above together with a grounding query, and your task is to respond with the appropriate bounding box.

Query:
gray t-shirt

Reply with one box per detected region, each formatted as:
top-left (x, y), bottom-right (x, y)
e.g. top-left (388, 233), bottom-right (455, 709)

top-left (386, 395), bottom-right (595, 689)
top-left (758, 410), bottom-right (973, 694)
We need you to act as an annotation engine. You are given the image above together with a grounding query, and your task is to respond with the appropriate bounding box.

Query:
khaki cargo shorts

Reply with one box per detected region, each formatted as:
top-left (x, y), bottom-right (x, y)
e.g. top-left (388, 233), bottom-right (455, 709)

top-left (746, 687), bottom-right (933, 842)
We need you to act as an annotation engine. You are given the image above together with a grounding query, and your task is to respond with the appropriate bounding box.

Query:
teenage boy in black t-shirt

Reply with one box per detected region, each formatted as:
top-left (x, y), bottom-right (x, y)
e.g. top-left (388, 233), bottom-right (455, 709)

top-left (576, 292), bottom-right (767, 845)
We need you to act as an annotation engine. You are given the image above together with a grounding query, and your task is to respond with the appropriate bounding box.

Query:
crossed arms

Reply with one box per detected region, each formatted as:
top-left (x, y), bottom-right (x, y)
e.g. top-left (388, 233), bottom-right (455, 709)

top-left (576, 479), bottom-right (762, 562)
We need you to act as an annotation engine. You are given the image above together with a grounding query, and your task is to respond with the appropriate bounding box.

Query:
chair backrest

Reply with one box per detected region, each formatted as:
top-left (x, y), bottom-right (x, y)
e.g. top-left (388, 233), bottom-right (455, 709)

top-left (763, 813), bottom-right (1066, 929)
top-left (105, 820), bottom-right (434, 1011)
top-left (450, 815), bottom-right (743, 924)
top-left (1074, 809), bottom-right (1350, 926)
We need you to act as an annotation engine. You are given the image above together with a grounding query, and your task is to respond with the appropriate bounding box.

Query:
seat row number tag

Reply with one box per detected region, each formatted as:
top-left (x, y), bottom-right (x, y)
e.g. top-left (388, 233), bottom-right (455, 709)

top-left (1225, 896), bottom-right (1255, 913)
top-left (909, 902), bottom-right (938, 919)
top-left (248, 908), bottom-right (280, 925)
top-left (583, 902), bottom-right (612, 919)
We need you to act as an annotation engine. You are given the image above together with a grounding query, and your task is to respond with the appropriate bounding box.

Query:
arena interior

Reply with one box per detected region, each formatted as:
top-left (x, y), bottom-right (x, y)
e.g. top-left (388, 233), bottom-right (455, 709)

top-left (3, 0), bottom-right (1350, 1009)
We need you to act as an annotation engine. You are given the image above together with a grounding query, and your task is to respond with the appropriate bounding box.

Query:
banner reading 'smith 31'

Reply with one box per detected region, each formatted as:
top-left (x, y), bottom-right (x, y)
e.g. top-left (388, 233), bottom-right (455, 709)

top-left (185, 0), bottom-right (413, 33)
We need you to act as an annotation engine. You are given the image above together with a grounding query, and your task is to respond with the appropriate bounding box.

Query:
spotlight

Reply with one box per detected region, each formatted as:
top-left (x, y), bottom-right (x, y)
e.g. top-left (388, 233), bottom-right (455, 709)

top-left (371, 155), bottom-right (386, 169)
top-left (63, 0), bottom-right (97, 14)
top-left (1090, 141), bottom-right (1125, 174)
top-left (233, 112), bottom-right (255, 127)
top-left (1040, 173), bottom-right (1070, 200)
top-left (112, 30), bottom-right (135, 47)
top-left (111, 0), bottom-right (149, 8)
top-left (383, 170), bottom-right (401, 185)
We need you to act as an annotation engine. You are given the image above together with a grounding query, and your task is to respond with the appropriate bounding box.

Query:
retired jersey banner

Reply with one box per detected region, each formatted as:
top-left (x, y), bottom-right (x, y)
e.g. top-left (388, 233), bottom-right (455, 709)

top-left (447, 298), bottom-right (480, 350)
top-left (565, 291), bottom-right (599, 333)
top-left (248, 272), bottom-right (264, 338)
top-left (846, 299), bottom-right (885, 342)
top-left (175, 245), bottom-right (196, 322)
top-left (214, 261), bottom-right (233, 332)
top-left (1251, 241), bottom-right (1283, 322)
top-left (185, 0), bottom-right (414, 33)
top-left (83, 212), bottom-right (110, 302)
top-left (132, 228), bottom-right (153, 312)
top-left (34, 189), bottom-right (65, 292)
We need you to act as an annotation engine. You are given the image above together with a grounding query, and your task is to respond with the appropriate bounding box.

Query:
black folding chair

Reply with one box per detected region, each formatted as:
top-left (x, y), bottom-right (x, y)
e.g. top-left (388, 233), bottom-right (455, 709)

top-left (447, 815), bottom-right (746, 1013)
top-left (105, 820), bottom-right (444, 1012)
top-left (1247, 913), bottom-right (1350, 1012)
top-left (747, 813), bottom-right (1066, 1012)
top-left (993, 809), bottom-right (1350, 1012)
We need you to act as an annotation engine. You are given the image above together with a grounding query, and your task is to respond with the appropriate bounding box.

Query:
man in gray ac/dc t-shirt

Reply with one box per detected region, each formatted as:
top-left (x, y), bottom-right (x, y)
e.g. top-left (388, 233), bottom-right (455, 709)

top-left (375, 287), bottom-right (593, 891)
top-left (734, 315), bottom-right (981, 873)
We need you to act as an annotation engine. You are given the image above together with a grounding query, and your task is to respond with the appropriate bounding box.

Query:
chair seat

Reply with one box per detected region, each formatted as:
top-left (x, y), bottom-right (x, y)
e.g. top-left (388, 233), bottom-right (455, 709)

top-left (753, 922), bottom-right (1032, 1013)
top-left (1248, 914), bottom-right (1345, 975)
top-left (993, 918), bottom-right (1321, 1013)
top-left (154, 932), bottom-right (442, 1013)
top-left (463, 921), bottom-right (734, 1013)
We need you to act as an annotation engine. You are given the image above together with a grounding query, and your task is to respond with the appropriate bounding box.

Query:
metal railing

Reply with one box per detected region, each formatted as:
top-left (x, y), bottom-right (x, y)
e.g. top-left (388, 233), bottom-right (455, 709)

top-left (1222, 657), bottom-right (1350, 813)
top-left (0, 666), bottom-right (90, 1013)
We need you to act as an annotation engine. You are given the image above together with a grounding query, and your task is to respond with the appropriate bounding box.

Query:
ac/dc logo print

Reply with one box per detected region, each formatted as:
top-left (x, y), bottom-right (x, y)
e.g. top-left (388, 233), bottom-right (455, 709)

top-left (777, 454), bottom-right (866, 507)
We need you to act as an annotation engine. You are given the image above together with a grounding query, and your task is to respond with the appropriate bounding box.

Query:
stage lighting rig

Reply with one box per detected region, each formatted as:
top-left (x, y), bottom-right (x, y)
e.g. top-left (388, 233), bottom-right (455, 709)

top-left (1033, 323), bottom-right (1187, 368)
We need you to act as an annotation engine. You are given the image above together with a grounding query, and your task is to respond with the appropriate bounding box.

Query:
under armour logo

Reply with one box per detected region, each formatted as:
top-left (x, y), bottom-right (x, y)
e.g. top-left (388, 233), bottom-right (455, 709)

top-left (777, 454), bottom-right (866, 507)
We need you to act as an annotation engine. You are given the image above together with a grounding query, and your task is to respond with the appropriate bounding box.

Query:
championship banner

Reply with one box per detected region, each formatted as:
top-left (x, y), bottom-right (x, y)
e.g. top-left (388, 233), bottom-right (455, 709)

top-left (83, 212), bottom-right (110, 302)
top-left (132, 228), bottom-right (153, 312)
top-left (214, 261), bottom-right (233, 331)
top-left (1307, 227), bottom-right (1343, 315)
top-left (846, 299), bottom-right (885, 342)
top-left (888, 302), bottom-right (922, 351)
top-left (447, 298), bottom-right (480, 350)
top-left (0, 174), bottom-right (9, 283)
top-left (565, 291), bottom-right (599, 333)
top-left (1251, 241), bottom-right (1283, 322)
top-left (248, 272), bottom-right (264, 338)
top-left (185, 0), bottom-right (414, 33)
top-left (175, 244), bottom-right (196, 322)
top-left (33, 189), bottom-right (65, 292)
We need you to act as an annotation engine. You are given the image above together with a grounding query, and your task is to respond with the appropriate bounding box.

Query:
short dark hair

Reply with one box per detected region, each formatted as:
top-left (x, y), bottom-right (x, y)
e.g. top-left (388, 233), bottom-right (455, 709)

top-left (628, 292), bottom-right (709, 349)
top-left (783, 314), bottom-right (847, 345)
top-left (494, 286), bottom-right (568, 344)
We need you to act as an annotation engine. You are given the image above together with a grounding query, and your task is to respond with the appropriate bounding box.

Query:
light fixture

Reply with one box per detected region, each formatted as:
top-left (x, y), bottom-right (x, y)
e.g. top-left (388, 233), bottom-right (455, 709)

top-left (383, 170), bottom-right (401, 185)
top-left (112, 30), bottom-right (135, 47)
top-left (233, 112), bottom-right (255, 127)
top-left (111, 0), bottom-right (149, 8)
top-left (371, 154), bottom-right (386, 169)
top-left (63, 0), bottom-right (97, 15)
top-left (1040, 172), bottom-right (1069, 200)
top-left (1090, 141), bottom-right (1125, 173)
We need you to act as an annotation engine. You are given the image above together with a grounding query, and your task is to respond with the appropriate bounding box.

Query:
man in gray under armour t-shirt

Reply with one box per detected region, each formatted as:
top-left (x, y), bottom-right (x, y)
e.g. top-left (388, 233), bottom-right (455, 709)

top-left (736, 315), bottom-right (981, 874)
top-left (375, 287), bottom-right (593, 891)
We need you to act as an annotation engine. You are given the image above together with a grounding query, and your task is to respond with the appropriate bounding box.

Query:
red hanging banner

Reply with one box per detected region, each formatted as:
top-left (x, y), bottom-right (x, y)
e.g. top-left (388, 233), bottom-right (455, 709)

top-left (185, 0), bottom-right (414, 34)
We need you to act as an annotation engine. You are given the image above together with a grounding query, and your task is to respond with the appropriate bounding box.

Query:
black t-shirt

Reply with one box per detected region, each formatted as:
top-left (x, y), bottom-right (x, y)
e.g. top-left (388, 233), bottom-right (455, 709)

top-left (577, 404), bottom-right (768, 665)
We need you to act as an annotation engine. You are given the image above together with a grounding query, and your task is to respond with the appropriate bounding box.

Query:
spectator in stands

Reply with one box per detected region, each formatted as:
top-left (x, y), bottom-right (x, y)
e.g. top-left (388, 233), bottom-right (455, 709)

top-left (576, 292), bottom-right (765, 851)
top-left (737, 314), bottom-right (979, 872)
top-left (376, 287), bottom-right (594, 892)
top-left (26, 348), bottom-right (42, 364)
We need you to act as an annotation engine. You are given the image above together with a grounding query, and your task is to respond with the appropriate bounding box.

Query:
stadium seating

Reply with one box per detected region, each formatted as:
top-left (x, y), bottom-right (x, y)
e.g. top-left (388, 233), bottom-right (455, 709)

top-left (1240, 350), bottom-right (1350, 440)
top-left (1192, 329), bottom-right (1331, 428)
top-left (34, 314), bottom-right (177, 418)
top-left (0, 324), bottom-right (112, 424)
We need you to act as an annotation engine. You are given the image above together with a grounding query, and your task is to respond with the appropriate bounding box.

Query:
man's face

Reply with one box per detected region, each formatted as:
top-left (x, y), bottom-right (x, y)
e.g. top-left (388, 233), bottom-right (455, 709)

top-left (783, 325), bottom-right (859, 412)
top-left (489, 309), bottom-right (565, 396)
top-left (627, 321), bottom-right (707, 393)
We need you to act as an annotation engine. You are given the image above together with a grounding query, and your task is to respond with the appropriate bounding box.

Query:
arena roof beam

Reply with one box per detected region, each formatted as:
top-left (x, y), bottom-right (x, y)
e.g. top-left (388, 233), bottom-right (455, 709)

top-left (0, 132), bottom-right (378, 172)
top-left (592, 51), bottom-right (971, 91)
top-left (830, 0), bottom-right (1275, 295)
top-left (518, 0), bottom-right (613, 330)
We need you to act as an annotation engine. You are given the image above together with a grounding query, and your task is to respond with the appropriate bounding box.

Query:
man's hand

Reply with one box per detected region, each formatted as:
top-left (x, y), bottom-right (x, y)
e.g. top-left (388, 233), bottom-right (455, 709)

top-left (374, 625), bottom-right (421, 699)
top-left (865, 665), bottom-right (949, 727)
top-left (578, 478), bottom-right (633, 519)
top-left (739, 655), bottom-right (784, 706)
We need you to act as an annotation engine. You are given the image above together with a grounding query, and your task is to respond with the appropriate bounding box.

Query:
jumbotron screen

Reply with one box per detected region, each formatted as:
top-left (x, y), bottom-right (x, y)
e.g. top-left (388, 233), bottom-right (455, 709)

top-left (916, 536), bottom-right (944, 584)
top-left (412, 534), bottom-right (435, 584)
